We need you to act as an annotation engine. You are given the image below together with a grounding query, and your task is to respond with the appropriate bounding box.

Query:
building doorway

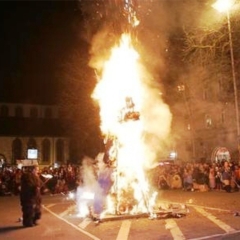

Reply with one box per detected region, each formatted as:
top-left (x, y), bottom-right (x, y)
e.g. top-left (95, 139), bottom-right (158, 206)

top-left (211, 147), bottom-right (231, 163)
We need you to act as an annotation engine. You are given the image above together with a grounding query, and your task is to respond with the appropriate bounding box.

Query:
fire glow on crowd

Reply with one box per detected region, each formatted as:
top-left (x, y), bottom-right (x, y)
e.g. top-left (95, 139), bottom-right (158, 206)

top-left (76, 0), bottom-right (173, 219)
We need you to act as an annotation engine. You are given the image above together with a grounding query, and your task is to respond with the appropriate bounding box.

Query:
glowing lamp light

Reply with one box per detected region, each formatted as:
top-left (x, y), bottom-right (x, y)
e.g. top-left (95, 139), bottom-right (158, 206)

top-left (169, 151), bottom-right (177, 160)
top-left (212, 0), bottom-right (234, 13)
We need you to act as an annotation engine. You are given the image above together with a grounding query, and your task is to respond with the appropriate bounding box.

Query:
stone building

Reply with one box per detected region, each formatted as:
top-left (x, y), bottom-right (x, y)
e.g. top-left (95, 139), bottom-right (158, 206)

top-left (172, 80), bottom-right (238, 164)
top-left (0, 102), bottom-right (69, 168)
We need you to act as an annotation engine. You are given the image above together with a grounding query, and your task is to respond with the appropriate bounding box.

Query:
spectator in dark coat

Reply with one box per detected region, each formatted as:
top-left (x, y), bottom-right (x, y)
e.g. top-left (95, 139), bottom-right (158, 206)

top-left (20, 165), bottom-right (42, 227)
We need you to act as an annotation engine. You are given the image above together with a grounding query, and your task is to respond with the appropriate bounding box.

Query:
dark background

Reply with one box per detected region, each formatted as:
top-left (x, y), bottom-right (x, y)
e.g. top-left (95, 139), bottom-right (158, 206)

top-left (0, 1), bottom-right (81, 105)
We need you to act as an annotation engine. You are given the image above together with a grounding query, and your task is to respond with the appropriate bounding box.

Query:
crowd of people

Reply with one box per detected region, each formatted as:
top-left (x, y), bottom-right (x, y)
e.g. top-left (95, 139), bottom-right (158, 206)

top-left (0, 163), bottom-right (81, 197)
top-left (1, 160), bottom-right (240, 198)
top-left (1, 159), bottom-right (240, 227)
top-left (0, 163), bottom-right (83, 227)
top-left (150, 160), bottom-right (240, 193)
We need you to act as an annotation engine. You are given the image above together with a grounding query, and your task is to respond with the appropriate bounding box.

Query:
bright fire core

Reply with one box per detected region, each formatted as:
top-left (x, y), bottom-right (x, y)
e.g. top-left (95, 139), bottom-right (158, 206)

top-left (91, 33), bottom-right (172, 215)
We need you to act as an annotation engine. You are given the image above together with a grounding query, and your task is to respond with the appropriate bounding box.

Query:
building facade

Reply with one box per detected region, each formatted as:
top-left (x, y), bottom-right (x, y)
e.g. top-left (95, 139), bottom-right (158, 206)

top-left (173, 79), bottom-right (238, 164)
top-left (0, 102), bottom-right (69, 167)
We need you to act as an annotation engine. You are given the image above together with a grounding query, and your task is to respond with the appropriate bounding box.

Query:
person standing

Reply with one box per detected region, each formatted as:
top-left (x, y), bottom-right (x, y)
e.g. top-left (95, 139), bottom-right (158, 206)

top-left (208, 167), bottom-right (216, 190)
top-left (221, 161), bottom-right (232, 193)
top-left (215, 167), bottom-right (223, 191)
top-left (183, 168), bottom-right (194, 191)
top-left (20, 165), bottom-right (42, 227)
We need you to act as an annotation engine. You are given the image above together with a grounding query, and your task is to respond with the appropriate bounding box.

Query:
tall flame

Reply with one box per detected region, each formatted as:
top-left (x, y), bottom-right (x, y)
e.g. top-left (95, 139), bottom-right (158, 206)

top-left (92, 33), bottom-right (172, 215)
top-left (93, 33), bottom-right (143, 135)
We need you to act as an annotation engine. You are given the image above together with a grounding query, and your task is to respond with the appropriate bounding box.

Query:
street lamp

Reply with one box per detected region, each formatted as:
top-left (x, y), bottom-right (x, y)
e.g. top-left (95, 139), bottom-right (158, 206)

top-left (212, 0), bottom-right (240, 161)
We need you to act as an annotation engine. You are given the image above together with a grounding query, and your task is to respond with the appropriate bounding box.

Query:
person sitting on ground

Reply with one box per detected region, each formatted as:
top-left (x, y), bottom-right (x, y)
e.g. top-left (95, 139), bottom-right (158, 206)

top-left (158, 174), bottom-right (169, 190)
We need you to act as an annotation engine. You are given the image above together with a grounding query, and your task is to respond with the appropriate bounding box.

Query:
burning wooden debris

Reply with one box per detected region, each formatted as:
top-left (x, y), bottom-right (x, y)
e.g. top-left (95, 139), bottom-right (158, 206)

top-left (92, 202), bottom-right (189, 223)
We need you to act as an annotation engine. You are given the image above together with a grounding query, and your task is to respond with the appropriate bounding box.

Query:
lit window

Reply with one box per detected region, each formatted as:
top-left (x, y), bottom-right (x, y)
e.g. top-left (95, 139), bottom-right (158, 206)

top-left (205, 115), bottom-right (212, 128)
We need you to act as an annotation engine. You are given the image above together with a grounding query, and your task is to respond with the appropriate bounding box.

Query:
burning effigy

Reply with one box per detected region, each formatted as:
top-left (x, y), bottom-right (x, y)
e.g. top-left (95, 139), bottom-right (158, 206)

top-left (75, 0), bottom-right (188, 222)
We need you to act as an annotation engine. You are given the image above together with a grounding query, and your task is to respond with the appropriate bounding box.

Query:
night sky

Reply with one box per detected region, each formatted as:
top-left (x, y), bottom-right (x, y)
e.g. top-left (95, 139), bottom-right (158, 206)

top-left (0, 1), bottom-right (81, 105)
top-left (0, 0), bottom-right (203, 106)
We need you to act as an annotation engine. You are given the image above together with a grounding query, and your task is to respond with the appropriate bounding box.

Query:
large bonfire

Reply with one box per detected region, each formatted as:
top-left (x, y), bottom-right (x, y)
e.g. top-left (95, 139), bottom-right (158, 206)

top-left (89, 32), bottom-right (172, 217)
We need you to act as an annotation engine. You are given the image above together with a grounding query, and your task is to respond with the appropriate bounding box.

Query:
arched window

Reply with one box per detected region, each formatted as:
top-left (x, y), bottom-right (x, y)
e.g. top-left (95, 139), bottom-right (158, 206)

top-left (56, 139), bottom-right (64, 163)
top-left (42, 138), bottom-right (51, 163)
top-left (12, 138), bottom-right (22, 164)
top-left (0, 105), bottom-right (9, 117)
top-left (15, 106), bottom-right (23, 118)
top-left (30, 107), bottom-right (38, 118)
